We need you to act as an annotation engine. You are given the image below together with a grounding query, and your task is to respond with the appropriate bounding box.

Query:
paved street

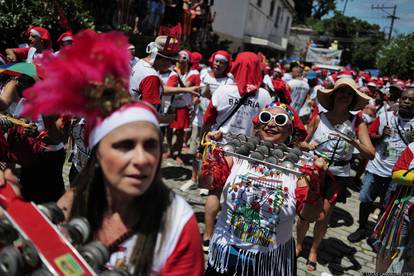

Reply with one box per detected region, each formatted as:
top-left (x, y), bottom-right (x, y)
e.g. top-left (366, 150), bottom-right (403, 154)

top-left (63, 155), bottom-right (379, 275)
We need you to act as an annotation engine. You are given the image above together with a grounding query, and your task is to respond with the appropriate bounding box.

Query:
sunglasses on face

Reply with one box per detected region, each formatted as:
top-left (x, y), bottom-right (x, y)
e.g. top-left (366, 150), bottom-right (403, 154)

top-left (259, 111), bottom-right (290, 126)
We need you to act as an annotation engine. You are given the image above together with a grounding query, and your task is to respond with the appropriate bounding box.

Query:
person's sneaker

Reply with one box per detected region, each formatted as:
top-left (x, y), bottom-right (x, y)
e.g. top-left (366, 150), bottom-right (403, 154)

top-left (347, 228), bottom-right (368, 243)
top-left (180, 180), bottom-right (197, 192)
top-left (199, 188), bottom-right (209, 196)
top-left (203, 239), bottom-right (210, 253)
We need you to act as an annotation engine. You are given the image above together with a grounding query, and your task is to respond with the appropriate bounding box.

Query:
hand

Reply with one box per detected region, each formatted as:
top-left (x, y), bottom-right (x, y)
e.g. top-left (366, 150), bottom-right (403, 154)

top-left (383, 126), bottom-right (392, 137)
top-left (305, 142), bottom-right (319, 151)
top-left (23, 122), bottom-right (38, 137)
top-left (206, 130), bottom-right (223, 141)
top-left (185, 86), bottom-right (201, 96)
top-left (193, 96), bottom-right (200, 105)
top-left (0, 169), bottom-right (21, 197)
top-left (314, 157), bottom-right (328, 170)
top-left (6, 52), bottom-right (17, 62)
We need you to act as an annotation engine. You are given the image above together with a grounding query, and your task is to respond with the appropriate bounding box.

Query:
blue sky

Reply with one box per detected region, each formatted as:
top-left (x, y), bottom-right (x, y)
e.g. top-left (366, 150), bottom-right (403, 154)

top-left (335, 0), bottom-right (414, 36)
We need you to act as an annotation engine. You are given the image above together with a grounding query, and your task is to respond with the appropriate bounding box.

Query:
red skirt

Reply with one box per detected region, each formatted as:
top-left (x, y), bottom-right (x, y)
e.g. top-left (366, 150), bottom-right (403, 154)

top-left (170, 107), bottom-right (190, 129)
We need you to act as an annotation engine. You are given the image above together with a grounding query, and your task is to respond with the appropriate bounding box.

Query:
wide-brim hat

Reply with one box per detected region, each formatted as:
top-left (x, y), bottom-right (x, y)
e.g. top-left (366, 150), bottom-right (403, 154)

top-left (317, 78), bottom-right (372, 111)
top-left (154, 36), bottom-right (180, 60)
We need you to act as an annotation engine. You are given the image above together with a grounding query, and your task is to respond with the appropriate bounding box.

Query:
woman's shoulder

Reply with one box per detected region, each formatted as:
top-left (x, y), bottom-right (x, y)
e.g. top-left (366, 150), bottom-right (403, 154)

top-left (168, 193), bottom-right (194, 223)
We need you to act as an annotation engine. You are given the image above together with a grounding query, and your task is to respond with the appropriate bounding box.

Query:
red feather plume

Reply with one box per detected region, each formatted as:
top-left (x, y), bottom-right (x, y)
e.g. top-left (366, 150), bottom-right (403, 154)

top-left (22, 29), bottom-right (131, 129)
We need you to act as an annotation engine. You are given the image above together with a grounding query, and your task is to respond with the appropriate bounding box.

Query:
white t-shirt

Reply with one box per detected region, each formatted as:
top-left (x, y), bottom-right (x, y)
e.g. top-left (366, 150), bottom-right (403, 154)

top-left (129, 59), bottom-right (162, 101)
top-left (366, 112), bottom-right (414, 177)
top-left (210, 85), bottom-right (272, 136)
top-left (159, 70), bottom-right (177, 114)
top-left (287, 78), bottom-right (310, 113)
top-left (171, 70), bottom-right (199, 108)
top-left (192, 71), bottom-right (235, 127)
top-left (282, 72), bottom-right (292, 82)
top-left (262, 74), bottom-right (274, 92)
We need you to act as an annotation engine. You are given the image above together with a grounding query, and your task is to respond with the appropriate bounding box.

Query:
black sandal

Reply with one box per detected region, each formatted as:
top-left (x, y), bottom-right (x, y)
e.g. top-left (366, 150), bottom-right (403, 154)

top-left (306, 259), bottom-right (317, 271)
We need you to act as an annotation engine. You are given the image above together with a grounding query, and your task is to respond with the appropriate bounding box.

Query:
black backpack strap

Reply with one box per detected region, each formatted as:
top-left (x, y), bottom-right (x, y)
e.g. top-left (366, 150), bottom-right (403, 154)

top-left (214, 94), bottom-right (250, 131)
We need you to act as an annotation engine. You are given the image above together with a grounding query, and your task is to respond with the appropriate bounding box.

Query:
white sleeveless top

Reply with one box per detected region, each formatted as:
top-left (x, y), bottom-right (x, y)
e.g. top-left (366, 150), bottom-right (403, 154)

top-left (209, 158), bottom-right (297, 275)
top-left (311, 113), bottom-right (357, 176)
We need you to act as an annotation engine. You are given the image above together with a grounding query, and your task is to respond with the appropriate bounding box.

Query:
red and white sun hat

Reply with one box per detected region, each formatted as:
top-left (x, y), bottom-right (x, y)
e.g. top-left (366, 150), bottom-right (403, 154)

top-left (89, 102), bottom-right (159, 147)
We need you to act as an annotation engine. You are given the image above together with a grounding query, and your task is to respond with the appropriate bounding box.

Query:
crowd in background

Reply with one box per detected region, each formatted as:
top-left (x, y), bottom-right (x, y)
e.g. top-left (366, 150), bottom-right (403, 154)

top-left (0, 23), bottom-right (414, 275)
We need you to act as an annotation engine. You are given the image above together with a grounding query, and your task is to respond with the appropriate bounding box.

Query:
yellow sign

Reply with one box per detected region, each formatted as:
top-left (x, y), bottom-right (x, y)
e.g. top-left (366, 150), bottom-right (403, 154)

top-left (54, 254), bottom-right (85, 276)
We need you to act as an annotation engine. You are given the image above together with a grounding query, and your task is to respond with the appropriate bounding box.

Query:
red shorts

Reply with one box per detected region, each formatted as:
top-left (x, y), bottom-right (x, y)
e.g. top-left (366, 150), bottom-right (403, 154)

top-left (170, 106), bottom-right (190, 129)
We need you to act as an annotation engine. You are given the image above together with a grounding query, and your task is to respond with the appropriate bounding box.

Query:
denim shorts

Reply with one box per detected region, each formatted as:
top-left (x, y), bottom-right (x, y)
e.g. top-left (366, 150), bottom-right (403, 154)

top-left (359, 171), bottom-right (392, 203)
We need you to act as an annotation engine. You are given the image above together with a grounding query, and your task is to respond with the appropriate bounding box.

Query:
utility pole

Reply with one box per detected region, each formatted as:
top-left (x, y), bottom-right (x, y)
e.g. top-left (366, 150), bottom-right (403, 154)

top-left (371, 4), bottom-right (399, 41)
top-left (342, 0), bottom-right (349, 15)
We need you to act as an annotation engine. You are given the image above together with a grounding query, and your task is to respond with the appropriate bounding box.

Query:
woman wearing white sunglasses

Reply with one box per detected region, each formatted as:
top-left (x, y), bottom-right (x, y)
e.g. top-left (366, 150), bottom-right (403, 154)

top-left (202, 103), bottom-right (327, 275)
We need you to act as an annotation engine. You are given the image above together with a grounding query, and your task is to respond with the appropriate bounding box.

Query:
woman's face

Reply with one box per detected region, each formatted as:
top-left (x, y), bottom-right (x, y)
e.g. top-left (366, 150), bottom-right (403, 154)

top-left (334, 87), bottom-right (355, 108)
top-left (212, 58), bottom-right (227, 76)
top-left (97, 121), bottom-right (161, 198)
top-left (256, 107), bottom-right (292, 144)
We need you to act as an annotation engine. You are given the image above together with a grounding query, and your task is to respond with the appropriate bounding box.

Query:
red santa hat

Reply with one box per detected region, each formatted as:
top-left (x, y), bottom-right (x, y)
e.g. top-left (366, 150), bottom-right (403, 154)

top-left (337, 70), bottom-right (353, 79)
top-left (57, 32), bottom-right (74, 44)
top-left (27, 26), bottom-right (52, 49)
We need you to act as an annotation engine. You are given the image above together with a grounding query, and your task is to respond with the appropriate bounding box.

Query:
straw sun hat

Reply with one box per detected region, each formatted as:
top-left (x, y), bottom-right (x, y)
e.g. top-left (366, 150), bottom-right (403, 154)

top-left (317, 78), bottom-right (372, 111)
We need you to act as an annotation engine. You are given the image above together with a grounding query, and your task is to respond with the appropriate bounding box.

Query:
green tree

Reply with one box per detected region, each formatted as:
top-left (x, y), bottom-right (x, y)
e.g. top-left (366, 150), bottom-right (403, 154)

top-left (377, 34), bottom-right (414, 80)
top-left (293, 0), bottom-right (336, 24)
top-left (306, 11), bottom-right (386, 68)
top-left (0, 0), bottom-right (94, 52)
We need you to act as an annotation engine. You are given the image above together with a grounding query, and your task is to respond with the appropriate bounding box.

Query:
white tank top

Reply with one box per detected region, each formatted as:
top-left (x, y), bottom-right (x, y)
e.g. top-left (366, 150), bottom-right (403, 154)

top-left (311, 113), bottom-right (357, 176)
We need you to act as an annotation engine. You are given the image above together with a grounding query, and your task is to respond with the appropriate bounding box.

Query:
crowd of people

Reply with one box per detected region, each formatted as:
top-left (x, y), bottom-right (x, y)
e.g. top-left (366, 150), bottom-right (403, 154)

top-left (0, 24), bottom-right (414, 275)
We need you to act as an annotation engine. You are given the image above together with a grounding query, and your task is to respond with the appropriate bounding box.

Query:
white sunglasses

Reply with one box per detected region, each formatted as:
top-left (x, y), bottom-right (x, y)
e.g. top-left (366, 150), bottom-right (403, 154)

top-left (258, 111), bottom-right (290, 126)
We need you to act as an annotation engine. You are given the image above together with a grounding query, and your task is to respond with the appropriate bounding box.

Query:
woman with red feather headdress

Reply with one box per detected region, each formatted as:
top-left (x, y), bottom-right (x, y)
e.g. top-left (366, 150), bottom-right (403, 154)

top-left (18, 29), bottom-right (204, 275)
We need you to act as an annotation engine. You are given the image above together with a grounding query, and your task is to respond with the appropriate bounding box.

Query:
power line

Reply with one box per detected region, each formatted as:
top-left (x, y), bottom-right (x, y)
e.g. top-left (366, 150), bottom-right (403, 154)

top-left (371, 4), bottom-right (399, 41)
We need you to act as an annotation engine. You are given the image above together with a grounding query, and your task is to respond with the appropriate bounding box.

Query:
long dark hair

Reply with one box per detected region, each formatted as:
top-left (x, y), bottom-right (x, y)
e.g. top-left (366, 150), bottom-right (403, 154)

top-left (70, 138), bottom-right (172, 275)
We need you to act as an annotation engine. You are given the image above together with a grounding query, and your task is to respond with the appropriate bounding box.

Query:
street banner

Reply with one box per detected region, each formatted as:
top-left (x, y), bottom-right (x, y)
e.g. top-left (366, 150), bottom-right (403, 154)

top-left (306, 47), bottom-right (342, 65)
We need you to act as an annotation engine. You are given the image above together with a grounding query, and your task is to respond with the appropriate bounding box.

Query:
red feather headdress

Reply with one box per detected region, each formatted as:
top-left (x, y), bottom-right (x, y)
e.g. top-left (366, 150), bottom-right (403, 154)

top-left (22, 29), bottom-right (132, 130)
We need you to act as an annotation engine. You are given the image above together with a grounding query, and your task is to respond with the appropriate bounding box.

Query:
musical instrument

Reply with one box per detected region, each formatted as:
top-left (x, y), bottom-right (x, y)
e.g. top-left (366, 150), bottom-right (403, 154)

top-left (0, 114), bottom-right (32, 128)
top-left (0, 182), bottom-right (129, 275)
top-left (204, 133), bottom-right (314, 176)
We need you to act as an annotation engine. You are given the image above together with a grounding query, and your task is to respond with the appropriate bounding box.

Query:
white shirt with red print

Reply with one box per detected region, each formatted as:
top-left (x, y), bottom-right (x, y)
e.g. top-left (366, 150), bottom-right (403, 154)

top-left (129, 59), bottom-right (163, 105)
top-left (203, 85), bottom-right (272, 136)
top-left (106, 195), bottom-right (204, 275)
top-left (287, 78), bottom-right (310, 113)
top-left (367, 111), bottom-right (414, 177)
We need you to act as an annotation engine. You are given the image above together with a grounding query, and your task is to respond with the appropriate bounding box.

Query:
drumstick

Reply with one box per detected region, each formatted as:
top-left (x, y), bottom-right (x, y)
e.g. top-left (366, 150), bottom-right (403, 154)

top-left (0, 114), bottom-right (32, 128)
top-left (383, 102), bottom-right (389, 126)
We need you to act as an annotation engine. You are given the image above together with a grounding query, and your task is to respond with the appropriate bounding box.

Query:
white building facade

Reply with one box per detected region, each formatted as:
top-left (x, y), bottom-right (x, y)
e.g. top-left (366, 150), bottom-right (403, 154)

top-left (212, 0), bottom-right (295, 56)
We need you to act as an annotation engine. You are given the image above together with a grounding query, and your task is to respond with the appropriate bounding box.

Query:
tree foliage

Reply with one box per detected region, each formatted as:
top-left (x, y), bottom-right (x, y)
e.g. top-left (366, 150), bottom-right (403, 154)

top-left (293, 0), bottom-right (336, 24)
top-left (376, 34), bottom-right (414, 80)
top-left (0, 0), bottom-right (94, 51)
top-left (306, 11), bottom-right (386, 68)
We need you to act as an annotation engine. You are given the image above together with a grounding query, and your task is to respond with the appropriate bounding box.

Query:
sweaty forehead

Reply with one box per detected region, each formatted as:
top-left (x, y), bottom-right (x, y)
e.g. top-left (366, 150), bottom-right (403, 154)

top-left (403, 89), bottom-right (414, 98)
top-left (266, 106), bottom-right (288, 115)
